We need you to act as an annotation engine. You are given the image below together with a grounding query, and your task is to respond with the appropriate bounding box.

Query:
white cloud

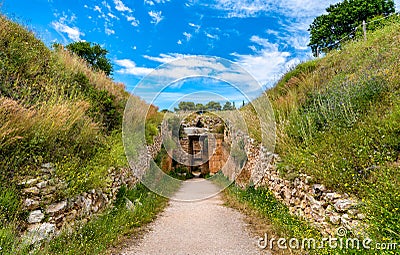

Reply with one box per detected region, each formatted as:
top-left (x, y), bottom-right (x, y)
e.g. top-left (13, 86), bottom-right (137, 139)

top-left (249, 45), bottom-right (257, 52)
top-left (105, 28), bottom-right (115, 35)
top-left (113, 0), bottom-right (132, 12)
top-left (189, 22), bottom-right (201, 33)
top-left (94, 6), bottom-right (102, 13)
top-left (144, 0), bottom-right (155, 5)
top-left (288, 35), bottom-right (309, 50)
top-left (210, 0), bottom-right (341, 19)
top-left (107, 13), bottom-right (118, 19)
top-left (132, 55), bottom-right (264, 101)
top-left (183, 32), bottom-right (192, 41)
top-left (210, 0), bottom-right (271, 18)
top-left (250, 35), bottom-right (276, 51)
top-left (126, 15), bottom-right (140, 26)
top-left (52, 21), bottom-right (84, 41)
top-left (115, 59), bottom-right (154, 76)
top-left (102, 1), bottom-right (112, 12)
top-left (205, 32), bottom-right (219, 40)
top-left (177, 40), bottom-right (182, 45)
top-left (266, 29), bottom-right (279, 36)
top-left (145, 0), bottom-right (170, 4)
top-left (143, 53), bottom-right (192, 64)
top-left (232, 35), bottom-right (293, 86)
top-left (148, 10), bottom-right (163, 24)
top-left (276, 0), bottom-right (341, 18)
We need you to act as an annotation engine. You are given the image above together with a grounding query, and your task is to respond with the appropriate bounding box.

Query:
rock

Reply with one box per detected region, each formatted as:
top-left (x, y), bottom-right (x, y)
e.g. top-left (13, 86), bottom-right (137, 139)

top-left (305, 194), bottom-right (317, 204)
top-left (311, 212), bottom-right (325, 222)
top-left (24, 223), bottom-right (55, 245)
top-left (311, 202), bottom-right (322, 213)
top-left (83, 197), bottom-right (92, 213)
top-left (312, 184), bottom-right (326, 193)
top-left (23, 187), bottom-right (40, 195)
top-left (23, 198), bottom-right (40, 210)
top-left (300, 200), bottom-right (307, 209)
top-left (334, 199), bottom-right (357, 212)
top-left (348, 209), bottom-right (359, 216)
top-left (41, 185), bottom-right (57, 195)
top-left (46, 201), bottom-right (67, 214)
top-left (28, 210), bottom-right (44, 224)
top-left (283, 186), bottom-right (291, 200)
top-left (291, 197), bottom-right (300, 206)
top-left (41, 163), bottom-right (55, 174)
top-left (330, 214), bottom-right (341, 225)
top-left (325, 192), bottom-right (342, 201)
top-left (36, 181), bottom-right (48, 189)
top-left (41, 163), bottom-right (53, 169)
top-left (326, 205), bottom-right (335, 212)
top-left (357, 213), bottom-right (366, 220)
top-left (341, 214), bottom-right (352, 229)
top-left (22, 178), bottom-right (39, 186)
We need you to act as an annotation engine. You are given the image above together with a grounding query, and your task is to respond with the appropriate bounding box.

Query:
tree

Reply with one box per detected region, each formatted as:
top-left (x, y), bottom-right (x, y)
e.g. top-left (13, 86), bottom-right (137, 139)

top-left (206, 101), bottom-right (222, 111)
top-left (222, 101), bottom-right (234, 111)
top-left (196, 103), bottom-right (206, 112)
top-left (308, 0), bottom-right (395, 56)
top-left (177, 101), bottom-right (195, 111)
top-left (66, 41), bottom-right (113, 76)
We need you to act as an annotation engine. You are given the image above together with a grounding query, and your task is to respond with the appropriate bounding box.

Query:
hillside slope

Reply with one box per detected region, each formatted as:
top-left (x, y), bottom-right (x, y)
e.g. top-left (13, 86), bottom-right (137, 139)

top-left (0, 15), bottom-right (167, 254)
top-left (242, 16), bottom-right (400, 248)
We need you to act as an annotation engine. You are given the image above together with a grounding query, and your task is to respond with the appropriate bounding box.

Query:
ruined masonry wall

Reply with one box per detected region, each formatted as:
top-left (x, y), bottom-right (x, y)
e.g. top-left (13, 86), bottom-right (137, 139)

top-left (229, 130), bottom-right (365, 236)
top-left (20, 134), bottom-right (162, 244)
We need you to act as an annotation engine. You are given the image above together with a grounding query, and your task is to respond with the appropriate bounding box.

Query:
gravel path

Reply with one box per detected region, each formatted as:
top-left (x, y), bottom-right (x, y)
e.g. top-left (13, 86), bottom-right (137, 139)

top-left (118, 179), bottom-right (268, 255)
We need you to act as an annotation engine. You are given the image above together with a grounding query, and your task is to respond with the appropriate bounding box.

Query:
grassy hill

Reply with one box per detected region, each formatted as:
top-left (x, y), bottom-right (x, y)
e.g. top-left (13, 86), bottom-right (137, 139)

top-left (0, 15), bottom-right (167, 254)
top-left (239, 15), bottom-right (400, 252)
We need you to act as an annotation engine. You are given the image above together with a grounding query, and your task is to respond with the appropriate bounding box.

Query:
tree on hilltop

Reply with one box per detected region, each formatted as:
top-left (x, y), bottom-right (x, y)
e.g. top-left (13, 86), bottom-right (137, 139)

top-left (65, 41), bottom-right (113, 76)
top-left (308, 0), bottom-right (395, 56)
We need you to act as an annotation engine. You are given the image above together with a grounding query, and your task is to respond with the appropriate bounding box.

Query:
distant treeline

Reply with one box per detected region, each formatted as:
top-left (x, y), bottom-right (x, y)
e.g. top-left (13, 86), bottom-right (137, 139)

top-left (173, 100), bottom-right (245, 112)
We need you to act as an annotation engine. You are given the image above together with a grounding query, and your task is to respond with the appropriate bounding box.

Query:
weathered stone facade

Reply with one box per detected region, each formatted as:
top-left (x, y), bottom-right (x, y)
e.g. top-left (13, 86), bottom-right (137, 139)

top-left (208, 137), bottom-right (226, 174)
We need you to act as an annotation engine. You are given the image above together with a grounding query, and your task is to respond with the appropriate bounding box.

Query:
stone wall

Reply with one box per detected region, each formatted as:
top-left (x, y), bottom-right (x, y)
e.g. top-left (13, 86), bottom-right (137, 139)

top-left (227, 130), bottom-right (365, 236)
top-left (19, 134), bottom-right (163, 245)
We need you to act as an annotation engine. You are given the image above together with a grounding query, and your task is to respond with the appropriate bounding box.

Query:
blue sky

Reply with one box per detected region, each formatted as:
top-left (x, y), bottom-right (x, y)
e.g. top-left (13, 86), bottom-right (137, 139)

top-left (2, 0), bottom-right (399, 109)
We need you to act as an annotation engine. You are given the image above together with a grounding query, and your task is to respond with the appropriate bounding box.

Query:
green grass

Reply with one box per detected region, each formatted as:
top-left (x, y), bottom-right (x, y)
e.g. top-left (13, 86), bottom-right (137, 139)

top-left (239, 15), bottom-right (400, 253)
top-left (38, 184), bottom-right (168, 255)
top-left (54, 131), bottom-right (128, 197)
top-left (0, 184), bottom-right (168, 255)
top-left (0, 14), bottom-right (167, 255)
top-left (218, 171), bottom-right (398, 254)
top-left (225, 185), bottom-right (400, 254)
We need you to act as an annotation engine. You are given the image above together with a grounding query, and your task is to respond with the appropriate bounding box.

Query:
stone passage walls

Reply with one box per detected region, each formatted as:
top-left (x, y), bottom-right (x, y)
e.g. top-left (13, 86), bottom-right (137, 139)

top-left (20, 134), bottom-right (163, 244)
top-left (228, 128), bottom-right (365, 236)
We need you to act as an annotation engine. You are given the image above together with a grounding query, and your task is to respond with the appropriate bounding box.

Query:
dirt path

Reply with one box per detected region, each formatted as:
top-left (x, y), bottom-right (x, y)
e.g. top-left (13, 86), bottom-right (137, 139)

top-left (117, 179), bottom-right (269, 255)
